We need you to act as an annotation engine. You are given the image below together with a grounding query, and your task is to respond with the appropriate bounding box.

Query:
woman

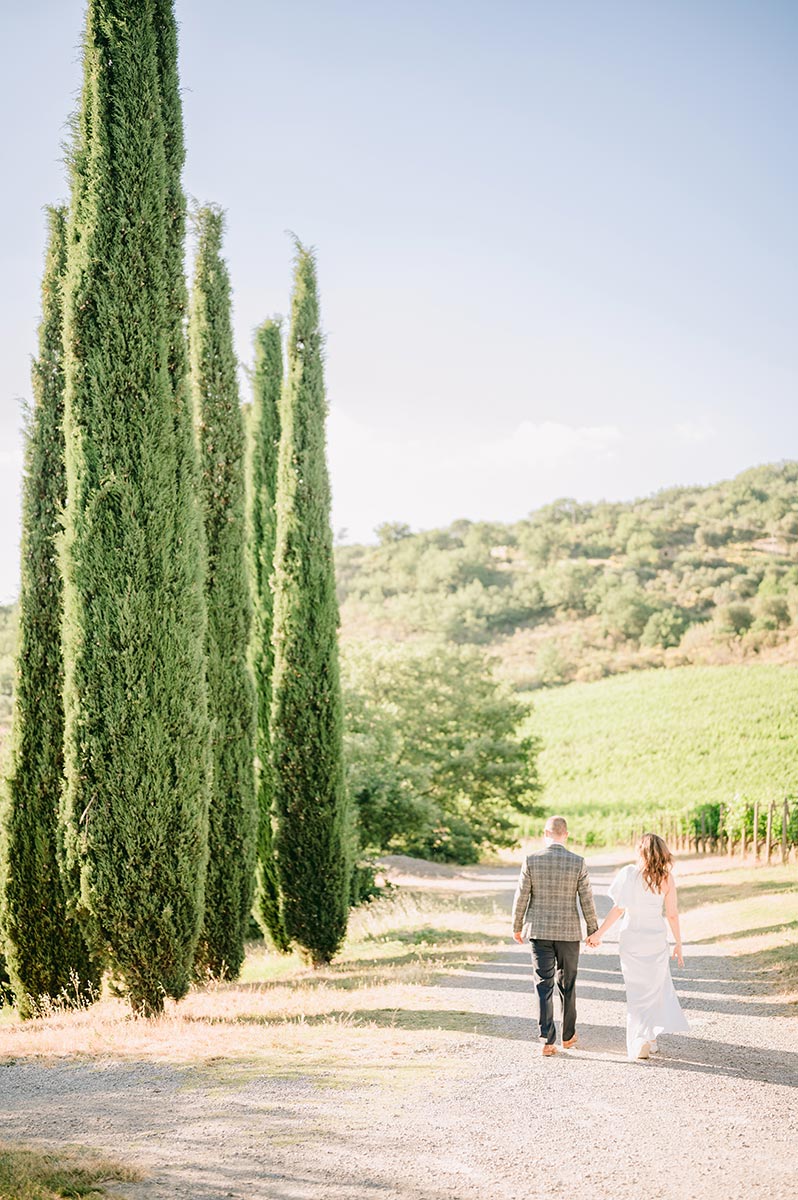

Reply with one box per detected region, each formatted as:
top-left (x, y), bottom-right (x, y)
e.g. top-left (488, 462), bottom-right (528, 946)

top-left (591, 833), bottom-right (689, 1060)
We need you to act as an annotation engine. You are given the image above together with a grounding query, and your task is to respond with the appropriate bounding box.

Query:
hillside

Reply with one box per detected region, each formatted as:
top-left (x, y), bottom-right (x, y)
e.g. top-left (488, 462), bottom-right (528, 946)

top-left (336, 461), bottom-right (798, 687)
top-left (526, 663), bottom-right (798, 844)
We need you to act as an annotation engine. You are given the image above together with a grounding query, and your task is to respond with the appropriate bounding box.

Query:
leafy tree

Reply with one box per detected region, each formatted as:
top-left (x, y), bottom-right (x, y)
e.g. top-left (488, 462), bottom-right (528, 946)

top-left (599, 586), bottom-right (655, 641)
top-left (190, 207), bottom-right (257, 979)
top-left (752, 595), bottom-right (790, 631)
top-left (342, 642), bottom-right (541, 860)
top-left (0, 208), bottom-right (99, 1017)
top-left (535, 640), bottom-right (573, 686)
top-left (640, 608), bottom-right (689, 649)
top-left (715, 603), bottom-right (754, 637)
top-left (60, 0), bottom-right (209, 1015)
top-left (246, 318), bottom-right (290, 952)
top-left (271, 243), bottom-right (350, 966)
top-left (376, 522), bottom-right (412, 545)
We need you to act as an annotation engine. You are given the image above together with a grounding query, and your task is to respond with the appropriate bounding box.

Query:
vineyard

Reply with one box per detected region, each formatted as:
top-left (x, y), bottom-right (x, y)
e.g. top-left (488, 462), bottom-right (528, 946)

top-left (527, 663), bottom-right (798, 845)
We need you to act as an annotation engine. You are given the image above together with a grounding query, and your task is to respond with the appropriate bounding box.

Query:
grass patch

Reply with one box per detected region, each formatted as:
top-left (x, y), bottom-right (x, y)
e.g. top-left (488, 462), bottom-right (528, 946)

top-left (0, 1142), bottom-right (140, 1199)
top-left (680, 863), bottom-right (798, 995)
top-left (0, 884), bottom-right (508, 1077)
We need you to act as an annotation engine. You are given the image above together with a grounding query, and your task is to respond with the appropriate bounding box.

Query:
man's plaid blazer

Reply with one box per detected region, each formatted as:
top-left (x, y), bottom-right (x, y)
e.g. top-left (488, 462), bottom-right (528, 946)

top-left (511, 843), bottom-right (598, 942)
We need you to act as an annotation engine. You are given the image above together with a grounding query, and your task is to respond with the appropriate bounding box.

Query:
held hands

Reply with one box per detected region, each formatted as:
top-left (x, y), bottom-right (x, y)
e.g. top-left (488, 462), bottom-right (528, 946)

top-left (671, 943), bottom-right (684, 968)
top-left (585, 932), bottom-right (601, 949)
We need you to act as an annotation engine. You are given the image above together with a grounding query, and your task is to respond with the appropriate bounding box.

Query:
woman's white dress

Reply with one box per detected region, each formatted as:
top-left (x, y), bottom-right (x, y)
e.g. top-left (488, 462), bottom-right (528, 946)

top-left (608, 864), bottom-right (689, 1059)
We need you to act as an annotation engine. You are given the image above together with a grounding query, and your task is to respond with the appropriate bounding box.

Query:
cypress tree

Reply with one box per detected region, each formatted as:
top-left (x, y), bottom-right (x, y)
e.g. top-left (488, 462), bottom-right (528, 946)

top-left (189, 207), bottom-right (257, 979)
top-left (60, 0), bottom-right (209, 1016)
top-left (246, 319), bottom-right (290, 953)
top-left (271, 244), bottom-right (350, 966)
top-left (0, 208), bottom-right (99, 1018)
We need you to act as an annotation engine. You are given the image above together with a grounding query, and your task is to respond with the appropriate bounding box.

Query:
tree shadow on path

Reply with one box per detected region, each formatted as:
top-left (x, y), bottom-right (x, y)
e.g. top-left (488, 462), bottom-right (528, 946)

top-left (437, 949), bottom-right (791, 1017)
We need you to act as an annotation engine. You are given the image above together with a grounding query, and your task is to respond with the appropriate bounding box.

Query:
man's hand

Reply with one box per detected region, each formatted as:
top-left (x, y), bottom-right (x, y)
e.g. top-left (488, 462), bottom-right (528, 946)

top-left (513, 931), bottom-right (524, 944)
top-left (585, 932), bottom-right (601, 948)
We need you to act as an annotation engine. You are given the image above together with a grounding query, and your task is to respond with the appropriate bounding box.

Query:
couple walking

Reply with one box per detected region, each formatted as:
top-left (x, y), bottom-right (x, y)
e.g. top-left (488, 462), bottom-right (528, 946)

top-left (512, 815), bottom-right (689, 1060)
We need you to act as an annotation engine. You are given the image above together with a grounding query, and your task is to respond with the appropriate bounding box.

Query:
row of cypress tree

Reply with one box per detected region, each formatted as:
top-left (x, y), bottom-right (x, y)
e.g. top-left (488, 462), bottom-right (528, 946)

top-left (0, 0), bottom-right (350, 1016)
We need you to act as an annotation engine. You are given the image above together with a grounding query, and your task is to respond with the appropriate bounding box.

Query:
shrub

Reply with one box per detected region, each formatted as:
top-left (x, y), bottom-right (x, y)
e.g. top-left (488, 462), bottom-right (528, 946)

top-left (640, 608), bottom-right (689, 649)
top-left (599, 586), bottom-right (655, 641)
top-left (535, 640), bottom-right (573, 685)
top-left (753, 595), bottom-right (790, 631)
top-left (715, 603), bottom-right (754, 636)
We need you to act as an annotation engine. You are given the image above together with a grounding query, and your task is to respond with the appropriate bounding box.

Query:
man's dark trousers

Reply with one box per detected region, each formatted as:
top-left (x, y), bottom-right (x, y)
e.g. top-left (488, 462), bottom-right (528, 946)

top-left (530, 940), bottom-right (579, 1044)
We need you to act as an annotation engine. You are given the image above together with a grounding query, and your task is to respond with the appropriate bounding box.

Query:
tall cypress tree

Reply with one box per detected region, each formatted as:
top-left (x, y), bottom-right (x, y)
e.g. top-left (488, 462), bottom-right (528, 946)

top-left (271, 244), bottom-right (350, 966)
top-left (190, 207), bottom-right (257, 979)
top-left (60, 0), bottom-right (209, 1016)
top-left (0, 208), bottom-right (99, 1018)
top-left (246, 319), bottom-right (290, 952)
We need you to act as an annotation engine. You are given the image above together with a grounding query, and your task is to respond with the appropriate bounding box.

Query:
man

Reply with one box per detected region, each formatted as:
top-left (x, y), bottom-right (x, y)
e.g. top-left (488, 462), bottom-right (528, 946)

top-left (512, 815), bottom-right (598, 1056)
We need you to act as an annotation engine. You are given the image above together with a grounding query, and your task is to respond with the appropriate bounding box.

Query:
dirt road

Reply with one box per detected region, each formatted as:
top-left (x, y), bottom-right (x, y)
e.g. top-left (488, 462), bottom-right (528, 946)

top-left (3, 858), bottom-right (796, 1199)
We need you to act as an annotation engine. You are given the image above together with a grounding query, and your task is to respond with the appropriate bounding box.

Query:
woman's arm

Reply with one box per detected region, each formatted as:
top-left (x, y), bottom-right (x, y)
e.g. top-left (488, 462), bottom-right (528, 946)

top-left (664, 874), bottom-right (684, 967)
top-left (588, 905), bottom-right (624, 946)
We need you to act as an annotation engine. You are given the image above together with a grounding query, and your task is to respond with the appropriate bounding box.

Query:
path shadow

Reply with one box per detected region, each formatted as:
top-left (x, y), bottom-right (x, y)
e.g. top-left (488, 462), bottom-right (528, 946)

top-left (436, 949), bottom-right (791, 1018)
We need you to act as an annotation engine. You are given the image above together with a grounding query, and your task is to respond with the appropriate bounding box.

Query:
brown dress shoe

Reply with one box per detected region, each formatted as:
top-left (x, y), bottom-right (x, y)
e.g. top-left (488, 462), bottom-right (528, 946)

top-left (562, 1034), bottom-right (578, 1049)
top-left (542, 1044), bottom-right (557, 1056)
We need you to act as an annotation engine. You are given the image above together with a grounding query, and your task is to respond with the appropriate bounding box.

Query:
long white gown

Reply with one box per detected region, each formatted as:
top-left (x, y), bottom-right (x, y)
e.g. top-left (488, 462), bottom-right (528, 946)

top-left (608, 864), bottom-right (689, 1059)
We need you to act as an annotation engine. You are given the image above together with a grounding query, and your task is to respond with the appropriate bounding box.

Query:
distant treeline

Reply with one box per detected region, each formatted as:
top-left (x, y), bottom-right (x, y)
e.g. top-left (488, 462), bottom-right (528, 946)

top-left (336, 461), bottom-right (798, 686)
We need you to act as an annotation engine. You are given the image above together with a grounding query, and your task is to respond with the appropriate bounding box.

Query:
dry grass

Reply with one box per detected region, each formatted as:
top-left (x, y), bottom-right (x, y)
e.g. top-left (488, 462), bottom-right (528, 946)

top-left (0, 1142), bottom-right (140, 1200)
top-left (679, 861), bottom-right (798, 997)
top-left (0, 886), bottom-right (508, 1075)
top-left (4, 856), bottom-right (791, 1085)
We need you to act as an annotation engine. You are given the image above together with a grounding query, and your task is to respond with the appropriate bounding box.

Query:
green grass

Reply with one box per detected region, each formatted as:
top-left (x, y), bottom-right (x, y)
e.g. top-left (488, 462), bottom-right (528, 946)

top-left (526, 663), bottom-right (798, 844)
top-left (0, 1143), bottom-right (139, 1200)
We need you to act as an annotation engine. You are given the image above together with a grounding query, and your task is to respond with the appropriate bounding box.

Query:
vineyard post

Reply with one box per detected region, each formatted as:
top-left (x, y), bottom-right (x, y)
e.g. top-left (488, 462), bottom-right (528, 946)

top-left (766, 802), bottom-right (774, 865)
top-left (753, 800), bottom-right (760, 861)
top-left (741, 814), bottom-right (747, 859)
top-left (700, 810), bottom-right (707, 855)
top-left (782, 799), bottom-right (789, 865)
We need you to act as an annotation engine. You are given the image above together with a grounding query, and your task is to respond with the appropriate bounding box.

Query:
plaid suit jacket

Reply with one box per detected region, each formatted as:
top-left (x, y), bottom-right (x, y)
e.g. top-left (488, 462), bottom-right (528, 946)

top-left (511, 843), bottom-right (598, 941)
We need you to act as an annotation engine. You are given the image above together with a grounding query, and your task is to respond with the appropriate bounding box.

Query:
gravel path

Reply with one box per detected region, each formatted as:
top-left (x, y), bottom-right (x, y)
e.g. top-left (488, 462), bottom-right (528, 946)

top-left (3, 860), bottom-right (796, 1200)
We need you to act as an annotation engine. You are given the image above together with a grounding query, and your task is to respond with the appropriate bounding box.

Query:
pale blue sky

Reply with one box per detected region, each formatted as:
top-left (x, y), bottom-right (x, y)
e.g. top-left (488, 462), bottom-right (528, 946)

top-left (1, 0), bottom-right (796, 600)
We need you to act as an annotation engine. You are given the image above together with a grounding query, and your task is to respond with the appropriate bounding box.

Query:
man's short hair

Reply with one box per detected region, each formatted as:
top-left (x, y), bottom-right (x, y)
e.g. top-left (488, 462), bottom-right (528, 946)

top-left (544, 816), bottom-right (568, 837)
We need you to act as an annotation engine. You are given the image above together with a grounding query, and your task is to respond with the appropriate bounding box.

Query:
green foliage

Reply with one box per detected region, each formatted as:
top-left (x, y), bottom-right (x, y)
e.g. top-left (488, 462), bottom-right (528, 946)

top-left (271, 244), bottom-right (350, 966)
top-left (336, 462), bottom-right (798, 679)
top-left (598, 584), bottom-right (656, 641)
top-left (342, 642), bottom-right (541, 859)
top-left (640, 607), bottom-right (689, 649)
top-left (59, 0), bottom-right (210, 1015)
top-left (534, 640), bottom-right (573, 685)
top-left (527, 664), bottom-right (798, 844)
top-left (753, 594), bottom-right (790, 631)
top-left (376, 521), bottom-right (412, 545)
top-left (189, 207), bottom-right (257, 979)
top-left (0, 209), bottom-right (98, 1017)
top-left (246, 319), bottom-right (290, 952)
top-left (715, 603), bottom-right (754, 636)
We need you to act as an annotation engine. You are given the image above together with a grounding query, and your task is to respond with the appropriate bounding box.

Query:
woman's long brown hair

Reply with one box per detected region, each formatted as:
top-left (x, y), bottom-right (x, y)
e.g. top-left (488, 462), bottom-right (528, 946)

top-left (638, 833), bottom-right (673, 892)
